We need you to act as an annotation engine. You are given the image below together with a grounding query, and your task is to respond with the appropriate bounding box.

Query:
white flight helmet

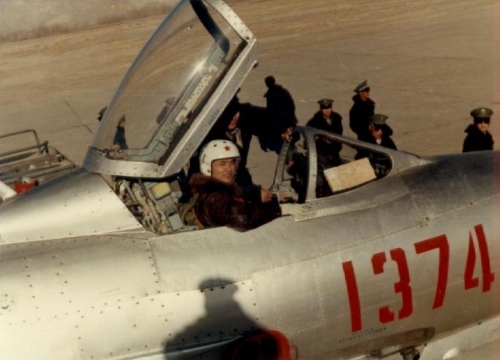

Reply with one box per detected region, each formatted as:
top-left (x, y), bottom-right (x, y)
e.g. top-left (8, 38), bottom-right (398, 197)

top-left (199, 140), bottom-right (240, 176)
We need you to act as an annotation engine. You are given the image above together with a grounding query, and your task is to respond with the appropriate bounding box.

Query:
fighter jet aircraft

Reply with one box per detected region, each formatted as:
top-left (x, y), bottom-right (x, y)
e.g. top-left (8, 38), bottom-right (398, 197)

top-left (1, 0), bottom-right (499, 359)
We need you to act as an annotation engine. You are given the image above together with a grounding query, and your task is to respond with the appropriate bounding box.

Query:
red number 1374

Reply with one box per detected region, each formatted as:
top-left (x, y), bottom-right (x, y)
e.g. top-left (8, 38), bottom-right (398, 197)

top-left (342, 224), bottom-right (494, 332)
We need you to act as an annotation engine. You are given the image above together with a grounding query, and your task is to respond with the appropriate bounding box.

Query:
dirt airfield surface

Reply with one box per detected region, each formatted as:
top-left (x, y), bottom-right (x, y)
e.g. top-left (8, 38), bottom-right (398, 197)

top-left (1, 1), bottom-right (500, 359)
top-left (1, 0), bottom-right (499, 187)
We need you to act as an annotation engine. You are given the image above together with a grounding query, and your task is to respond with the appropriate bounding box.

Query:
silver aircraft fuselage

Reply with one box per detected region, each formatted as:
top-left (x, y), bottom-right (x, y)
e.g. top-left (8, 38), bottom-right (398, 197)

top-left (1, 1), bottom-right (499, 360)
top-left (2, 148), bottom-right (500, 360)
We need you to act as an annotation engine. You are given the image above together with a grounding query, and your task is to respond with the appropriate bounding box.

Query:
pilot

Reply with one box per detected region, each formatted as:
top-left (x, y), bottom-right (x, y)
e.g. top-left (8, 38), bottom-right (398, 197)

top-left (349, 80), bottom-right (375, 140)
top-left (190, 95), bottom-right (274, 203)
top-left (462, 107), bottom-right (494, 152)
top-left (208, 96), bottom-right (256, 186)
top-left (188, 140), bottom-right (303, 231)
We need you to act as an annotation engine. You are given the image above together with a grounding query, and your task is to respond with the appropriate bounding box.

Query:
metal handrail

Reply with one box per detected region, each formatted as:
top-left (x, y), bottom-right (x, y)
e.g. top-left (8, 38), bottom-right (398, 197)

top-left (0, 163), bottom-right (75, 185)
top-left (0, 129), bottom-right (46, 157)
top-left (0, 141), bottom-right (49, 158)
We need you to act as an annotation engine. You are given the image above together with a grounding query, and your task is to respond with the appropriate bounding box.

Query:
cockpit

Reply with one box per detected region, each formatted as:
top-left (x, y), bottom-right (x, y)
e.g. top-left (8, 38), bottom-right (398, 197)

top-left (273, 128), bottom-right (394, 203)
top-left (82, 0), bottom-right (423, 235)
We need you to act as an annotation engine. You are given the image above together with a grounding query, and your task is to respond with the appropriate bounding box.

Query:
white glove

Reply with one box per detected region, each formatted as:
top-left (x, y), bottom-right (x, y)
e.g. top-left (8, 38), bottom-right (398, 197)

top-left (280, 203), bottom-right (307, 220)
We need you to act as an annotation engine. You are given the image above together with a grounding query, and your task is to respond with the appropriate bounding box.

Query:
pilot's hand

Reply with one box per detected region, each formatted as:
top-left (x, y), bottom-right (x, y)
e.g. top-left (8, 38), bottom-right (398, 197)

top-left (280, 203), bottom-right (307, 220)
top-left (278, 190), bottom-right (297, 203)
top-left (260, 188), bottom-right (273, 203)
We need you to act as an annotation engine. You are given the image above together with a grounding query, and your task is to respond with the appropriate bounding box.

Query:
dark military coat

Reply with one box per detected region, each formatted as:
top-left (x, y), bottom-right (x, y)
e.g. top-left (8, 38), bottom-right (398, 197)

top-left (349, 94), bottom-right (375, 139)
top-left (307, 110), bottom-right (343, 135)
top-left (356, 125), bottom-right (397, 177)
top-left (462, 124), bottom-right (494, 152)
top-left (261, 84), bottom-right (298, 153)
top-left (263, 84), bottom-right (297, 131)
top-left (189, 173), bottom-right (281, 232)
top-left (358, 128), bottom-right (397, 150)
top-left (307, 110), bottom-right (344, 168)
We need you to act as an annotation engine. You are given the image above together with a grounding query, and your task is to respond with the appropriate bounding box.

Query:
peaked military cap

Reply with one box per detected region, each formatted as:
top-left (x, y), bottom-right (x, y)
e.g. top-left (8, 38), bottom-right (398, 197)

top-left (470, 107), bottom-right (493, 119)
top-left (370, 114), bottom-right (389, 125)
top-left (318, 98), bottom-right (334, 109)
top-left (354, 80), bottom-right (370, 93)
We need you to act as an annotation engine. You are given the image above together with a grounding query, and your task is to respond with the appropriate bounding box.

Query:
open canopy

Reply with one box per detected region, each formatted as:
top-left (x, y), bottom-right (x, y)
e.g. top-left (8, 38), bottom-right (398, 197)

top-left (84, 0), bottom-right (257, 178)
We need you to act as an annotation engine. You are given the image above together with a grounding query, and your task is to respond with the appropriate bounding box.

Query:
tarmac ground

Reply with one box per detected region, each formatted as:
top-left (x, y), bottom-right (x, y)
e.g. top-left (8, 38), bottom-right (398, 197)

top-left (1, 0), bottom-right (499, 187)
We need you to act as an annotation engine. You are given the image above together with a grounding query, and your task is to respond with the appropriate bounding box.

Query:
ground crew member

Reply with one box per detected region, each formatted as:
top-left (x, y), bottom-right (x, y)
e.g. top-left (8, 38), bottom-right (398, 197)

top-left (361, 114), bottom-right (397, 150)
top-left (307, 98), bottom-right (343, 170)
top-left (462, 107), bottom-right (494, 152)
top-left (113, 116), bottom-right (128, 150)
top-left (307, 98), bottom-right (343, 135)
top-left (261, 75), bottom-right (298, 153)
top-left (349, 80), bottom-right (375, 139)
top-left (356, 114), bottom-right (396, 177)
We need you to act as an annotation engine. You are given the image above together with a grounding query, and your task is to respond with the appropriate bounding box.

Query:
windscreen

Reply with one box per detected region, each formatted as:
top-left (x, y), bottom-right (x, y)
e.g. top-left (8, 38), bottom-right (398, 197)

top-left (88, 0), bottom-right (246, 164)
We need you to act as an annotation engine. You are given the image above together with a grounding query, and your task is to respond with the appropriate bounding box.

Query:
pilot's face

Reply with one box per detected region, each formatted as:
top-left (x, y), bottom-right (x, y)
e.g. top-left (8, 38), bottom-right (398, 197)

top-left (211, 158), bottom-right (237, 184)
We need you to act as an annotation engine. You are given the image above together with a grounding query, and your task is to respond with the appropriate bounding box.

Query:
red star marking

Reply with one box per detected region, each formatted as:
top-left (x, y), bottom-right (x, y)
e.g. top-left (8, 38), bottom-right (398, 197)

top-left (224, 146), bottom-right (230, 151)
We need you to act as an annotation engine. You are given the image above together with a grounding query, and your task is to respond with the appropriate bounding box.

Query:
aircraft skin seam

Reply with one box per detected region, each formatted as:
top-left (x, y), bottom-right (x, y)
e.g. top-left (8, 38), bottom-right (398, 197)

top-left (144, 239), bottom-right (163, 293)
top-left (411, 195), bottom-right (491, 225)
